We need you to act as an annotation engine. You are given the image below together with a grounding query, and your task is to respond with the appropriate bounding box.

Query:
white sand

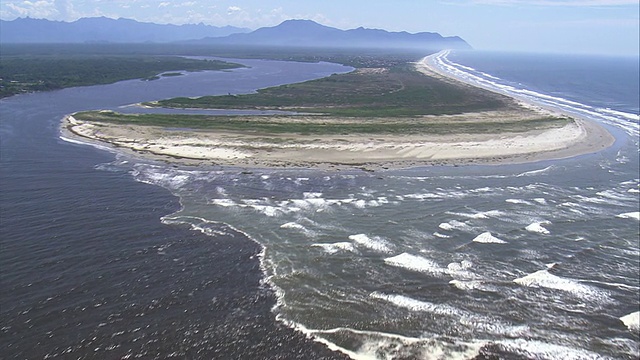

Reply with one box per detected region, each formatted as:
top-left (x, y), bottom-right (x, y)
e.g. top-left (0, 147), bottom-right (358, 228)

top-left (61, 57), bottom-right (614, 170)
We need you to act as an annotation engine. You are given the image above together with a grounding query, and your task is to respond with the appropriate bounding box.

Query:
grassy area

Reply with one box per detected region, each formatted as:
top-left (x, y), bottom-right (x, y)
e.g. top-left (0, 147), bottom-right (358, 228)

top-left (0, 43), bottom-right (432, 68)
top-left (4, 43), bottom-right (570, 138)
top-left (73, 111), bottom-right (570, 136)
top-left (0, 43), bottom-right (433, 99)
top-left (0, 53), bottom-right (243, 98)
top-left (69, 48), bottom-right (567, 136)
top-left (151, 64), bottom-right (515, 117)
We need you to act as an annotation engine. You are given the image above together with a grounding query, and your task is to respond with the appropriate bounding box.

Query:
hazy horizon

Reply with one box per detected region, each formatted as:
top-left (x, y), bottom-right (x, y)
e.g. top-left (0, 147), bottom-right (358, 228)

top-left (1, 1), bottom-right (639, 56)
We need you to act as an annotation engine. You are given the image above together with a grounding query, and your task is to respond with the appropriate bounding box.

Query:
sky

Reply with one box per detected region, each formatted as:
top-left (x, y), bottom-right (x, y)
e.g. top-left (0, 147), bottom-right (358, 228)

top-left (1, 0), bottom-right (638, 56)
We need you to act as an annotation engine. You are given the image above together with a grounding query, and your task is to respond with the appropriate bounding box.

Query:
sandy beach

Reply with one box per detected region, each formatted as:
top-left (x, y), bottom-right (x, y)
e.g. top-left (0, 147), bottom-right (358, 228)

top-left (61, 55), bottom-right (615, 170)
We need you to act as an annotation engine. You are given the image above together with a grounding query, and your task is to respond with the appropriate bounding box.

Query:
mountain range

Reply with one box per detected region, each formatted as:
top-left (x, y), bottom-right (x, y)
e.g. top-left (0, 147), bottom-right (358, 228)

top-left (0, 17), bottom-right (250, 43)
top-left (187, 19), bottom-right (471, 50)
top-left (0, 17), bottom-right (471, 50)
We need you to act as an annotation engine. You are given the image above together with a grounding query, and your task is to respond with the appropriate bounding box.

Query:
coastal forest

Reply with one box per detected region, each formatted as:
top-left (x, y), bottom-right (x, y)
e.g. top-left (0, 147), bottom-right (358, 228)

top-left (0, 45), bottom-right (245, 98)
top-left (0, 43), bottom-right (427, 99)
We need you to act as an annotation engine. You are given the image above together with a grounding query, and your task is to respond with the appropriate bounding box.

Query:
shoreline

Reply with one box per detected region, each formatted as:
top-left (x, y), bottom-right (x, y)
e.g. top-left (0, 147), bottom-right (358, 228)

top-left (60, 54), bottom-right (615, 171)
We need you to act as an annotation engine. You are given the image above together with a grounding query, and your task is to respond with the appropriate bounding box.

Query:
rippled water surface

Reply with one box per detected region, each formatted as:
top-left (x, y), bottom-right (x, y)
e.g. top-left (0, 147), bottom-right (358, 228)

top-left (1, 53), bottom-right (638, 359)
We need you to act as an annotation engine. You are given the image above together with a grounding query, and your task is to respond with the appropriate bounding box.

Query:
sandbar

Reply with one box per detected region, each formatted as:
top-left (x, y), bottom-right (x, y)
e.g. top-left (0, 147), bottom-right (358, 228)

top-left (60, 55), bottom-right (614, 170)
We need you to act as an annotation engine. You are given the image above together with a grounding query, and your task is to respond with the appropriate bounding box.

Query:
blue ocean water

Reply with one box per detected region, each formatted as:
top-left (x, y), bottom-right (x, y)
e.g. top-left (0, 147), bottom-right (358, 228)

top-left (449, 51), bottom-right (639, 116)
top-left (438, 51), bottom-right (639, 139)
top-left (1, 52), bottom-right (638, 359)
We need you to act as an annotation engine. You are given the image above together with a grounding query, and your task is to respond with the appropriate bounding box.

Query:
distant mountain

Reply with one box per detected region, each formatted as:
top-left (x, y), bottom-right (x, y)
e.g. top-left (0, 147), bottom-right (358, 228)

top-left (186, 19), bottom-right (472, 50)
top-left (0, 17), bottom-right (250, 43)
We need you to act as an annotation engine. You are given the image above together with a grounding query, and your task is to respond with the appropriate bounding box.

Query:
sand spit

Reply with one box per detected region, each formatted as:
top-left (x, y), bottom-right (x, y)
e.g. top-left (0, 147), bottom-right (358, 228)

top-left (62, 113), bottom-right (610, 170)
top-left (61, 58), bottom-right (614, 170)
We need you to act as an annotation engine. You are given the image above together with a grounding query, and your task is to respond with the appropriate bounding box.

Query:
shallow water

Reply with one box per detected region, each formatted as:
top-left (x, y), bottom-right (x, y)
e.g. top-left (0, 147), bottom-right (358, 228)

top-left (0, 59), bottom-right (352, 359)
top-left (1, 53), bottom-right (638, 359)
top-left (133, 146), bottom-right (639, 358)
top-left (128, 52), bottom-right (639, 359)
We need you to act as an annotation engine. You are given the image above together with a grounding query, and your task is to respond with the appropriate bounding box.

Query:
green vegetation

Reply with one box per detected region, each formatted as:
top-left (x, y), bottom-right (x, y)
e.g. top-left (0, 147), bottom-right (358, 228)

top-left (151, 64), bottom-right (515, 116)
top-left (0, 52), bottom-right (242, 98)
top-left (0, 43), bottom-right (431, 68)
top-left (0, 44), bottom-right (436, 98)
top-left (0, 43), bottom-right (430, 99)
top-left (73, 111), bottom-right (570, 136)
top-left (5, 43), bottom-right (568, 138)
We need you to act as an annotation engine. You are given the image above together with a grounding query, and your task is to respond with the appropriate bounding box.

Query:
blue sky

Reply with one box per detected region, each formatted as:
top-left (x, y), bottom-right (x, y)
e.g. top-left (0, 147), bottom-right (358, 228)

top-left (1, 0), bottom-right (638, 55)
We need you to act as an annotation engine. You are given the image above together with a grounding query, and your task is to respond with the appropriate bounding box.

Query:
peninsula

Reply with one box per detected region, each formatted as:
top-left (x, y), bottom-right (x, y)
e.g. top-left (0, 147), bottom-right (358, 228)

top-left (62, 52), bottom-right (614, 170)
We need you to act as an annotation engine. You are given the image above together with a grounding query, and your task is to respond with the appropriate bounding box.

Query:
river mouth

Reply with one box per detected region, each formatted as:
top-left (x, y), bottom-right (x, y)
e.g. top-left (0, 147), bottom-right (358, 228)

top-left (0, 58), bottom-right (354, 359)
top-left (2, 53), bottom-right (638, 359)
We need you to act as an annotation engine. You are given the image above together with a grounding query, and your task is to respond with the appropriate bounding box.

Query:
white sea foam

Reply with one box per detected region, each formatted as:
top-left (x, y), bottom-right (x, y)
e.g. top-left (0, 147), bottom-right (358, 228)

top-left (438, 220), bottom-right (470, 231)
top-left (280, 222), bottom-right (306, 230)
top-left (479, 71), bottom-right (500, 80)
top-left (597, 190), bottom-right (635, 202)
top-left (506, 198), bottom-right (533, 205)
top-left (438, 222), bottom-right (455, 230)
top-left (619, 180), bottom-right (638, 186)
top-left (384, 253), bottom-right (445, 275)
top-left (279, 221), bottom-right (299, 229)
top-left (209, 198), bottom-right (237, 207)
top-left (310, 325), bottom-right (485, 360)
top-left (141, 171), bottom-right (190, 189)
top-left (497, 339), bottom-right (610, 360)
top-left (516, 166), bottom-right (554, 177)
top-left (526, 221), bottom-right (551, 234)
top-left (513, 269), bottom-right (605, 300)
top-left (559, 201), bottom-right (606, 216)
top-left (447, 260), bottom-right (473, 271)
top-left (404, 192), bottom-right (442, 200)
top-left (574, 194), bottom-right (629, 207)
top-left (449, 280), bottom-right (496, 292)
top-left (446, 261), bottom-right (476, 280)
top-left (370, 292), bottom-right (462, 316)
top-left (616, 212), bottom-right (640, 220)
top-left (348, 234), bottom-right (392, 253)
top-left (448, 210), bottom-right (504, 219)
top-left (533, 198), bottom-right (548, 205)
top-left (472, 232), bottom-right (507, 244)
top-left (433, 232), bottom-right (451, 238)
top-left (248, 205), bottom-right (281, 217)
top-left (620, 311), bottom-right (640, 331)
top-left (311, 242), bottom-right (356, 254)
top-left (372, 292), bottom-right (527, 337)
top-left (458, 317), bottom-right (529, 338)
top-left (60, 135), bottom-right (115, 153)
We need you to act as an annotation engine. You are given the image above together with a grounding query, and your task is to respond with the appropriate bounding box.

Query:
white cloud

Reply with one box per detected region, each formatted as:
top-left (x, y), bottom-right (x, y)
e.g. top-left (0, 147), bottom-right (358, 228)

top-left (227, 6), bottom-right (242, 13)
top-left (4, 0), bottom-right (57, 19)
top-left (54, 0), bottom-right (74, 18)
top-left (176, 1), bottom-right (196, 7)
top-left (159, 2), bottom-right (170, 7)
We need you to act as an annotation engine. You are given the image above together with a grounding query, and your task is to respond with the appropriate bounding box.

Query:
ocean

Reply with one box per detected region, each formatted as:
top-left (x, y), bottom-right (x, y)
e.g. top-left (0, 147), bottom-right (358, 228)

top-left (1, 52), bottom-right (638, 359)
